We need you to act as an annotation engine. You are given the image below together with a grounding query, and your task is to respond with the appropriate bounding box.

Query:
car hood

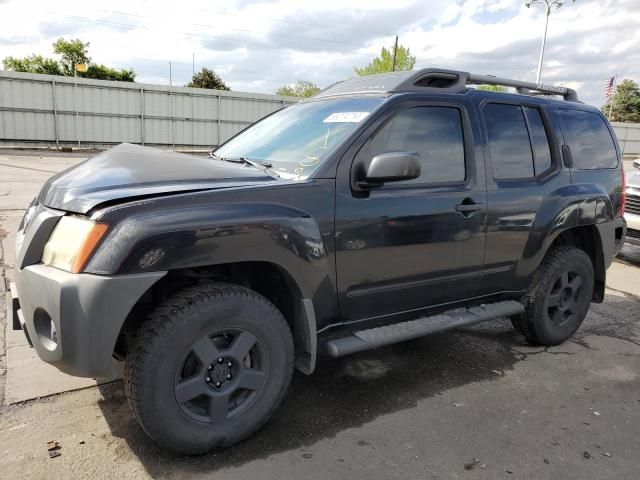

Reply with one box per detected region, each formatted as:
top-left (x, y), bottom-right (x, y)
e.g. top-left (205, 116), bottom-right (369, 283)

top-left (38, 143), bottom-right (277, 214)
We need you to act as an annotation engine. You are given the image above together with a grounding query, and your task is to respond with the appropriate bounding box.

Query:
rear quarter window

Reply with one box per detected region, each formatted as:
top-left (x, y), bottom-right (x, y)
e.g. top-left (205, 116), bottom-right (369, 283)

top-left (524, 107), bottom-right (552, 175)
top-left (558, 109), bottom-right (618, 169)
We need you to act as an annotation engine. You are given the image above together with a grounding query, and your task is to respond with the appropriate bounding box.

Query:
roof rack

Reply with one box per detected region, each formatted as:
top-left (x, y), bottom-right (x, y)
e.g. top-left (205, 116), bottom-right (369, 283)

top-left (314, 68), bottom-right (579, 102)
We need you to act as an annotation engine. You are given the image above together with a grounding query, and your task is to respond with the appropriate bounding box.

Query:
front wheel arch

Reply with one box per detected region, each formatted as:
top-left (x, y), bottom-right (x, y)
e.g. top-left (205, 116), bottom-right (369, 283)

top-left (114, 261), bottom-right (318, 374)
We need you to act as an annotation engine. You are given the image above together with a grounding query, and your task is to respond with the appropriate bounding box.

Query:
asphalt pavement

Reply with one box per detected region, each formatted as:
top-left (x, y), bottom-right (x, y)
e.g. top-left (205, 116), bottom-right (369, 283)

top-left (0, 150), bottom-right (639, 480)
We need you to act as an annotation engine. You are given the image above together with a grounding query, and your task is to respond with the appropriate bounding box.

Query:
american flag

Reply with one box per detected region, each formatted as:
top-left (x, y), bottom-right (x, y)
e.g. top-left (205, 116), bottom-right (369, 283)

top-left (605, 76), bottom-right (615, 97)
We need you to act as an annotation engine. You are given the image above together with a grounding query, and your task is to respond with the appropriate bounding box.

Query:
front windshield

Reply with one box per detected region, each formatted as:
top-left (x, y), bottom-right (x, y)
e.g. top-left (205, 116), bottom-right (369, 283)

top-left (214, 97), bottom-right (385, 179)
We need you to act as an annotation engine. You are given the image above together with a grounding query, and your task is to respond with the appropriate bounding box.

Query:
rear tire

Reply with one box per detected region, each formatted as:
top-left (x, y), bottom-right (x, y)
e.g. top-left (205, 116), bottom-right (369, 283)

top-left (124, 282), bottom-right (294, 454)
top-left (512, 246), bottom-right (594, 346)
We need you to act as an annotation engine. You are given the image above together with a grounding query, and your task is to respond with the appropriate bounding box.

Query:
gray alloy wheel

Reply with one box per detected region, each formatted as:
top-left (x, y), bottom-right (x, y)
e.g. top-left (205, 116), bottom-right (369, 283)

top-left (174, 329), bottom-right (267, 424)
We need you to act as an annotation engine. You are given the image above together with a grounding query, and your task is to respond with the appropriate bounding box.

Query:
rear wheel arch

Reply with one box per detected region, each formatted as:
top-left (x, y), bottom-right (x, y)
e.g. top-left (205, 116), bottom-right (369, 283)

top-left (514, 245), bottom-right (594, 345)
top-left (542, 224), bottom-right (605, 302)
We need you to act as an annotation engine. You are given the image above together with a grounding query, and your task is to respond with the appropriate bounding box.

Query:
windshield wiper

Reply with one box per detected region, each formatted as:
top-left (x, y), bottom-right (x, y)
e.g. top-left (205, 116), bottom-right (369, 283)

top-left (210, 153), bottom-right (279, 178)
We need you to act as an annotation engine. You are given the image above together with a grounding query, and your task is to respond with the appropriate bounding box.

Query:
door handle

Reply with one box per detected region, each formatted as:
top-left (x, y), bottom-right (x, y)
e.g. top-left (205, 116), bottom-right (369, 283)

top-left (455, 200), bottom-right (484, 216)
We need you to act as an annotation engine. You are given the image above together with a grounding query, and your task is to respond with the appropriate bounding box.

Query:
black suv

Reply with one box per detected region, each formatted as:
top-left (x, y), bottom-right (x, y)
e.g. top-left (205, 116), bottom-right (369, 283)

top-left (11, 68), bottom-right (626, 454)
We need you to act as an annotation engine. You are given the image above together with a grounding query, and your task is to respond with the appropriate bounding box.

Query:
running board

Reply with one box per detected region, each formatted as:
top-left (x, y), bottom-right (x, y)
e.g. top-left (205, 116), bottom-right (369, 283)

top-left (324, 301), bottom-right (524, 357)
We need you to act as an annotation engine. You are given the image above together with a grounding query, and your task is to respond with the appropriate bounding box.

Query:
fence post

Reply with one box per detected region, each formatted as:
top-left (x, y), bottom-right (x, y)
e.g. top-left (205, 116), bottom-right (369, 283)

top-left (191, 92), bottom-right (195, 152)
top-left (51, 80), bottom-right (59, 149)
top-left (217, 94), bottom-right (221, 147)
top-left (140, 88), bottom-right (145, 146)
top-left (74, 75), bottom-right (80, 148)
top-left (169, 62), bottom-right (175, 151)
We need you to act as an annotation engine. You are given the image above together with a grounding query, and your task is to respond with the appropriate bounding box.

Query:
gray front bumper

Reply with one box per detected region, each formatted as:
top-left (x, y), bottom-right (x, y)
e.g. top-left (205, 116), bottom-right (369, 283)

top-left (12, 264), bottom-right (165, 378)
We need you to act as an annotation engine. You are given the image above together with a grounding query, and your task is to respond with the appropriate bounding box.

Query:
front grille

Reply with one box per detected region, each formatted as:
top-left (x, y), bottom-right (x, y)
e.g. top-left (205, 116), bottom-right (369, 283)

top-left (627, 228), bottom-right (640, 240)
top-left (627, 193), bottom-right (640, 215)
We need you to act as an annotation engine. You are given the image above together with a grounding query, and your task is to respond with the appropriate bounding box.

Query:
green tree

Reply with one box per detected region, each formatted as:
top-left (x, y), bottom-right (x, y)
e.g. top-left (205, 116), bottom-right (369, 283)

top-left (2, 38), bottom-right (136, 82)
top-left (3, 55), bottom-right (62, 75)
top-left (602, 79), bottom-right (640, 123)
top-left (275, 80), bottom-right (320, 98)
top-left (354, 43), bottom-right (416, 76)
top-left (52, 38), bottom-right (90, 76)
top-left (477, 84), bottom-right (507, 92)
top-left (187, 67), bottom-right (230, 90)
top-left (85, 64), bottom-right (136, 82)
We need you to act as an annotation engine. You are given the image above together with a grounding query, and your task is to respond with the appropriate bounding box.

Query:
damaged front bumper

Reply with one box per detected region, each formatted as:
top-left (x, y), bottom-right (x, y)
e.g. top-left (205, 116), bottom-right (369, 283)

top-left (11, 264), bottom-right (165, 378)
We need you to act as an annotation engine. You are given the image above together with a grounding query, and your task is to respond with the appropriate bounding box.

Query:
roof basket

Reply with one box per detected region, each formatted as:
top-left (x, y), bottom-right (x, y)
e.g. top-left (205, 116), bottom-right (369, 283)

top-left (313, 68), bottom-right (579, 102)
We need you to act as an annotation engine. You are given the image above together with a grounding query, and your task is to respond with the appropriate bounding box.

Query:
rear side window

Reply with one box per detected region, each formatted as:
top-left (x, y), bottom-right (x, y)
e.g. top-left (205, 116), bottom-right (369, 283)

top-left (484, 104), bottom-right (534, 179)
top-left (558, 110), bottom-right (618, 169)
top-left (363, 106), bottom-right (466, 184)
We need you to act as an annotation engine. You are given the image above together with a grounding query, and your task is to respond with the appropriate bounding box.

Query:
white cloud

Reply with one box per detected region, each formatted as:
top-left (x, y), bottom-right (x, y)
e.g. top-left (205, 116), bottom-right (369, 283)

top-left (0, 0), bottom-right (638, 106)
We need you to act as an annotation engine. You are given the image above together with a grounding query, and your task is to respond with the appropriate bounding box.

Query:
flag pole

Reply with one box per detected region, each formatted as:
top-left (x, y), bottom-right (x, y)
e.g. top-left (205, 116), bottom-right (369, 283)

top-left (607, 74), bottom-right (617, 121)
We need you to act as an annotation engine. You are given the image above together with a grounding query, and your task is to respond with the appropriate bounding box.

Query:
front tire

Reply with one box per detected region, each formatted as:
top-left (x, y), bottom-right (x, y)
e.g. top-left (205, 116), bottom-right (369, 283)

top-left (124, 283), bottom-right (294, 454)
top-left (512, 246), bottom-right (594, 346)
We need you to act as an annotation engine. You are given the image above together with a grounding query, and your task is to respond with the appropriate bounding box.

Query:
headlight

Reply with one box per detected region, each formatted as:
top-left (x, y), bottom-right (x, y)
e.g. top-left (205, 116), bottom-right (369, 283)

top-left (19, 198), bottom-right (37, 232)
top-left (42, 216), bottom-right (108, 273)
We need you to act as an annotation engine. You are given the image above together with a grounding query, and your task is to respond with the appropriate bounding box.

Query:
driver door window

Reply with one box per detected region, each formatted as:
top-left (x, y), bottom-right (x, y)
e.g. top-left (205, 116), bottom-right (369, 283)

top-left (357, 106), bottom-right (466, 186)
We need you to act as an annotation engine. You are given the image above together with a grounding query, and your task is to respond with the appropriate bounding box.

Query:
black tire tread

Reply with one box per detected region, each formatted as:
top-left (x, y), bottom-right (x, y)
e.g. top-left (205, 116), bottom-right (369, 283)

top-left (512, 246), bottom-right (593, 345)
top-left (123, 282), bottom-right (294, 453)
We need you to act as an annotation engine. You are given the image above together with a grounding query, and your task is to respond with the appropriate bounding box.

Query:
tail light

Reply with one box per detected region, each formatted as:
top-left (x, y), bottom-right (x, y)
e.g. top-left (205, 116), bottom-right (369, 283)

top-left (621, 169), bottom-right (626, 216)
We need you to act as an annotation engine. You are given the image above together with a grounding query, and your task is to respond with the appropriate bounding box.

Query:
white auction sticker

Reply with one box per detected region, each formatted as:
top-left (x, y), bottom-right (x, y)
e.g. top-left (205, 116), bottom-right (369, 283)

top-left (323, 112), bottom-right (370, 123)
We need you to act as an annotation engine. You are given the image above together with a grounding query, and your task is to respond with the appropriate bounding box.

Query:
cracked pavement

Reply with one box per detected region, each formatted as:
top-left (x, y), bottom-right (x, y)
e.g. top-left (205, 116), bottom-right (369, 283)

top-left (0, 151), bottom-right (639, 480)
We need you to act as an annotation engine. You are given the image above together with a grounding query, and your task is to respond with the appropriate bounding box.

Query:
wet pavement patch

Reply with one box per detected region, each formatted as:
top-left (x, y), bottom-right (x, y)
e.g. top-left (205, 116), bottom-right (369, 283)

top-left (98, 320), bottom-right (527, 474)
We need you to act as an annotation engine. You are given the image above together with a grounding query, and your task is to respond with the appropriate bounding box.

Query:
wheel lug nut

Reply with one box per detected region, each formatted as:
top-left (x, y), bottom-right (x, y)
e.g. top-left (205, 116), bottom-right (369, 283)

top-left (206, 377), bottom-right (211, 382)
top-left (208, 365), bottom-right (213, 371)
top-left (227, 374), bottom-right (232, 379)
top-left (218, 358), bottom-right (223, 363)
top-left (215, 382), bottom-right (221, 387)
top-left (227, 362), bottom-right (232, 367)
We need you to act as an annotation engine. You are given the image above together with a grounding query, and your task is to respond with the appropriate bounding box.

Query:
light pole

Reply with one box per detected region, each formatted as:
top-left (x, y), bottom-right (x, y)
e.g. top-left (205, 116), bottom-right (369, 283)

top-left (525, 0), bottom-right (574, 84)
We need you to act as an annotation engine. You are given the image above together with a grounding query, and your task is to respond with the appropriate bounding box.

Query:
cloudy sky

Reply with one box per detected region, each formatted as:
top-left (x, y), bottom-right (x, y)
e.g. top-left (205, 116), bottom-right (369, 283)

top-left (0, 0), bottom-right (638, 106)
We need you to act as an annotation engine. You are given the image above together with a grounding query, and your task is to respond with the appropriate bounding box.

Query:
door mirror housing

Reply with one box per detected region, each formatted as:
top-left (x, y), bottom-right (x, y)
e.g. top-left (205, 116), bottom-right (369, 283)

top-left (359, 152), bottom-right (421, 188)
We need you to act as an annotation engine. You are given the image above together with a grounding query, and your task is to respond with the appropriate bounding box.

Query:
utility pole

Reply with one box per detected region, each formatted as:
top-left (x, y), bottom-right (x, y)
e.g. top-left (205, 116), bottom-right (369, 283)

top-left (391, 35), bottom-right (399, 72)
top-left (525, 0), bottom-right (575, 83)
top-left (607, 75), bottom-right (617, 121)
top-left (192, 53), bottom-right (195, 77)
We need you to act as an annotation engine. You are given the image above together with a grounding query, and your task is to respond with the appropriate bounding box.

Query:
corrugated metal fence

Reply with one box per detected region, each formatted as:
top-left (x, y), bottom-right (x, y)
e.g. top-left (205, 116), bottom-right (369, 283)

top-left (0, 70), bottom-right (297, 150)
top-left (612, 122), bottom-right (640, 157)
top-left (1, 69), bottom-right (639, 155)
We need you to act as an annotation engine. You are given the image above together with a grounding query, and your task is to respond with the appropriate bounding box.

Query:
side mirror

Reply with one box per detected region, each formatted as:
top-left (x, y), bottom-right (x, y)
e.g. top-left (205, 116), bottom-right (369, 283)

top-left (359, 152), bottom-right (421, 188)
top-left (633, 158), bottom-right (640, 170)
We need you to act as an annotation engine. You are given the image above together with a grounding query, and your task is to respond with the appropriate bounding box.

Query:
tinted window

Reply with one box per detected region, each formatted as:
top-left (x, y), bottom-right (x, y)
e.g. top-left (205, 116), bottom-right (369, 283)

top-left (484, 104), bottom-right (534, 179)
top-left (524, 107), bottom-right (552, 174)
top-left (364, 106), bottom-right (465, 184)
top-left (559, 110), bottom-right (617, 169)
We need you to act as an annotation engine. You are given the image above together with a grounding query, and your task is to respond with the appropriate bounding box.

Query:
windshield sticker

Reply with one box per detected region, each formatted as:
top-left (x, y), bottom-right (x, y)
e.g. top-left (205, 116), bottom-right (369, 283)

top-left (323, 112), bottom-right (370, 123)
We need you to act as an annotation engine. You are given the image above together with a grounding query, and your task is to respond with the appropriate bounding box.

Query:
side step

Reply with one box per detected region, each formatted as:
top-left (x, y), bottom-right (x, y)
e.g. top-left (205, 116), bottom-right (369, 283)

top-left (324, 300), bottom-right (524, 357)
